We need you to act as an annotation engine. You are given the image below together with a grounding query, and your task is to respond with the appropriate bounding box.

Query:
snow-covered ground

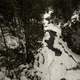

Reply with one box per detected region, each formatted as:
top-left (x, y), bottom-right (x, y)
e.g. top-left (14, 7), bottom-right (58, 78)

top-left (36, 9), bottom-right (80, 80)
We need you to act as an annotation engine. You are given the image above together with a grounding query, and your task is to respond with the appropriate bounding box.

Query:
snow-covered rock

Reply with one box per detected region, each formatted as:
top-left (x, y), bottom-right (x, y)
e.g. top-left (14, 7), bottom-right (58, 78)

top-left (35, 9), bottom-right (80, 80)
top-left (5, 35), bottom-right (19, 49)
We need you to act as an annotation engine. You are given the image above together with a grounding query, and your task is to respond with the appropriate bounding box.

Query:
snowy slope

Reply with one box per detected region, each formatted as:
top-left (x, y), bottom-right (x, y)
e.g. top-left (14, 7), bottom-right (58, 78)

top-left (36, 9), bottom-right (80, 80)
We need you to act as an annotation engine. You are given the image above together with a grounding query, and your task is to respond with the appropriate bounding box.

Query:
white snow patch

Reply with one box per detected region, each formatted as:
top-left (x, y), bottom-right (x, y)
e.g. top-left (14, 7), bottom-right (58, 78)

top-left (36, 9), bottom-right (80, 80)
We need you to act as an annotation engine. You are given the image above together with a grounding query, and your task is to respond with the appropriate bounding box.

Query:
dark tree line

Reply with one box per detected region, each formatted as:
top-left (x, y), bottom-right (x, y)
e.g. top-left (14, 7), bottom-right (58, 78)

top-left (0, 0), bottom-right (48, 77)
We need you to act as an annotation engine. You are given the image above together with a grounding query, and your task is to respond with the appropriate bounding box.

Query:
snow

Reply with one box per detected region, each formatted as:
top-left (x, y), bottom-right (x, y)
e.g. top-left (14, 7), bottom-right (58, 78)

top-left (36, 9), bottom-right (80, 80)
top-left (5, 35), bottom-right (19, 49)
